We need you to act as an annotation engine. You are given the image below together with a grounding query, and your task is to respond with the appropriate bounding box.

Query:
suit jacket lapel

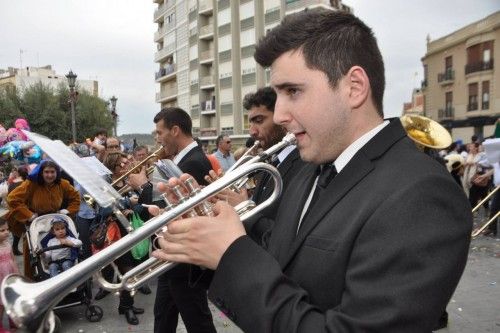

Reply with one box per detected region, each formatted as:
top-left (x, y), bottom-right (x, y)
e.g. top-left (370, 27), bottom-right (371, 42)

top-left (281, 119), bottom-right (408, 269)
top-left (268, 164), bottom-right (317, 265)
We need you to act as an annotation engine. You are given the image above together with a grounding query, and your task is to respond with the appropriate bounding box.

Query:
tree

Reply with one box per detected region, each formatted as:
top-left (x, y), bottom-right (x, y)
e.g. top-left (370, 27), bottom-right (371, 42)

top-left (0, 82), bottom-right (114, 143)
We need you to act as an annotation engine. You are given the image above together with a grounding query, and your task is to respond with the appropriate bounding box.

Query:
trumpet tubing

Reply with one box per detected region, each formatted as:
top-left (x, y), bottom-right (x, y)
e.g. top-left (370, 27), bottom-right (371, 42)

top-left (1, 134), bottom-right (296, 332)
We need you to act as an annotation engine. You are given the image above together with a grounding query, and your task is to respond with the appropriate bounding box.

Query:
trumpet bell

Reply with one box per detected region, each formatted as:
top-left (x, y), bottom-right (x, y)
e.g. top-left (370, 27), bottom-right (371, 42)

top-left (401, 115), bottom-right (452, 150)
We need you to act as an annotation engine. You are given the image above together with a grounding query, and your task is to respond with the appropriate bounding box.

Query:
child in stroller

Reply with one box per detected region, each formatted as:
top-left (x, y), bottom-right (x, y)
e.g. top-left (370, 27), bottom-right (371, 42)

top-left (42, 217), bottom-right (82, 277)
top-left (27, 213), bottom-right (103, 325)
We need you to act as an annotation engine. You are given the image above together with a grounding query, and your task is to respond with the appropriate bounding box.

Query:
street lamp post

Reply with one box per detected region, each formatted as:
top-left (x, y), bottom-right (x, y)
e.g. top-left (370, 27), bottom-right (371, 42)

top-left (110, 96), bottom-right (118, 137)
top-left (66, 70), bottom-right (78, 143)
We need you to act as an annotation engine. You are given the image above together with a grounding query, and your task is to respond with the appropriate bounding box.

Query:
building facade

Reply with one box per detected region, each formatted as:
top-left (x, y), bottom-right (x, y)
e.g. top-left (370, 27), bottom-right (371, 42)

top-left (153, 0), bottom-right (351, 145)
top-left (421, 11), bottom-right (500, 142)
top-left (0, 65), bottom-right (99, 96)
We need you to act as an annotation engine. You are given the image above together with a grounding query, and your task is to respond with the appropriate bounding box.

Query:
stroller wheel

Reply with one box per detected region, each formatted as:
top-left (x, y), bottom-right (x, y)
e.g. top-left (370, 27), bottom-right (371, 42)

top-left (85, 305), bottom-right (103, 322)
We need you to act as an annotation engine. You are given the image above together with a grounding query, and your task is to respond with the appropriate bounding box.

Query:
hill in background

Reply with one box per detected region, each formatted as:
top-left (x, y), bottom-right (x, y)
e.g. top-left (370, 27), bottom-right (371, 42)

top-left (119, 133), bottom-right (155, 147)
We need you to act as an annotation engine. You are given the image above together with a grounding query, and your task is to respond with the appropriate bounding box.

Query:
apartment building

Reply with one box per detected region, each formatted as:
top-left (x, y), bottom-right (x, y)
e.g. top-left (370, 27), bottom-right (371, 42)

top-left (153, 0), bottom-right (351, 145)
top-left (0, 65), bottom-right (99, 96)
top-left (421, 11), bottom-right (500, 142)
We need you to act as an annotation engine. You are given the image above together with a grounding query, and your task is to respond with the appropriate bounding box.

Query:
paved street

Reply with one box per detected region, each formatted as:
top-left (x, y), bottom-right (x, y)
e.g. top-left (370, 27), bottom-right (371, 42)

top-left (8, 221), bottom-right (500, 332)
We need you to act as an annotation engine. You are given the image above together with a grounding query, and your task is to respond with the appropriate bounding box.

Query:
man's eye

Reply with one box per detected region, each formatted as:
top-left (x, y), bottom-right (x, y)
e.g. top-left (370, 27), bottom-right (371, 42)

top-left (287, 87), bottom-right (298, 96)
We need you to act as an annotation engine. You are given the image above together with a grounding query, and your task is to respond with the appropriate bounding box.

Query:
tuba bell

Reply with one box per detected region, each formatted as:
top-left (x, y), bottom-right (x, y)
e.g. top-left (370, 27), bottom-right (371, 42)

top-left (401, 115), bottom-right (452, 150)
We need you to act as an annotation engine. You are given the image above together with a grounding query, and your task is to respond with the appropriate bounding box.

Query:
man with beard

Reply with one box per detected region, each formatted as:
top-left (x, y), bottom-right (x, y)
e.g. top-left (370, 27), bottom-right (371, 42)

top-left (243, 87), bottom-right (306, 246)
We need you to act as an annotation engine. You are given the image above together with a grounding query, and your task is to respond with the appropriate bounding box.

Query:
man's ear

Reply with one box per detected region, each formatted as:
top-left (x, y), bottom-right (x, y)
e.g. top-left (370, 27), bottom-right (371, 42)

top-left (346, 66), bottom-right (370, 109)
top-left (170, 125), bottom-right (180, 137)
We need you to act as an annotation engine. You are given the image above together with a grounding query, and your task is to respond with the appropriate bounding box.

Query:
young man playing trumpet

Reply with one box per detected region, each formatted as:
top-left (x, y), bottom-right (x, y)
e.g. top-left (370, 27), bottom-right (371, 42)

top-left (153, 10), bottom-right (471, 332)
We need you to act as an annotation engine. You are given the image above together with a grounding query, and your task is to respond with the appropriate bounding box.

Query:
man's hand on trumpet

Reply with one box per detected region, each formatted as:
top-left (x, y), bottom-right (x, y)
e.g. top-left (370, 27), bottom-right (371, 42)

top-left (152, 174), bottom-right (246, 270)
top-left (127, 166), bottom-right (149, 190)
top-left (205, 169), bottom-right (249, 207)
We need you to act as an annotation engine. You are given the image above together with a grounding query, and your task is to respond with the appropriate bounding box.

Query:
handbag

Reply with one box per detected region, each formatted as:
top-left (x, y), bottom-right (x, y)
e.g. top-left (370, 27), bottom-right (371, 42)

top-left (130, 212), bottom-right (150, 260)
top-left (90, 220), bottom-right (108, 249)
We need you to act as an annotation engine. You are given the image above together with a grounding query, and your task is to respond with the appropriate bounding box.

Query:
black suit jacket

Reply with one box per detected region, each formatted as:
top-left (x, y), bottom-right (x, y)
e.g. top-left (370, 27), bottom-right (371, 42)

top-left (162, 144), bottom-right (212, 279)
top-left (245, 148), bottom-right (307, 246)
top-left (208, 119), bottom-right (472, 332)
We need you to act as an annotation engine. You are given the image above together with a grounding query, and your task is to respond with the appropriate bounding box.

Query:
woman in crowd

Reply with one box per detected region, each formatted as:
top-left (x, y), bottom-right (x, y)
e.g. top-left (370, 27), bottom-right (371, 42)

top-left (96, 151), bottom-right (144, 325)
top-left (6, 160), bottom-right (80, 278)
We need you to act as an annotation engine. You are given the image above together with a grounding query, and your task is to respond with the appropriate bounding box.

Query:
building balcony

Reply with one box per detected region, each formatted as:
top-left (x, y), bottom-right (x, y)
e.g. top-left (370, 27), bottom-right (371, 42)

top-left (200, 75), bottom-right (215, 89)
top-left (482, 101), bottom-right (490, 110)
top-left (200, 49), bottom-right (214, 64)
top-left (155, 64), bottom-right (176, 82)
top-left (154, 3), bottom-right (168, 22)
top-left (156, 86), bottom-right (178, 103)
top-left (467, 102), bottom-right (479, 111)
top-left (153, 0), bottom-right (162, 4)
top-left (438, 107), bottom-right (454, 120)
top-left (199, 23), bottom-right (214, 40)
top-left (200, 127), bottom-right (217, 137)
top-left (465, 59), bottom-right (494, 75)
top-left (421, 79), bottom-right (428, 89)
top-left (199, 0), bottom-right (213, 16)
top-left (285, 0), bottom-right (332, 12)
top-left (154, 26), bottom-right (168, 42)
top-left (155, 43), bottom-right (175, 62)
top-left (437, 69), bottom-right (454, 85)
top-left (201, 98), bottom-right (216, 114)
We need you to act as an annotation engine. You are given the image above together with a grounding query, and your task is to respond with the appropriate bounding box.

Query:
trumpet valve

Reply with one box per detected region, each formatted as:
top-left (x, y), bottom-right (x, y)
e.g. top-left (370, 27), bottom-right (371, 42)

top-left (184, 178), bottom-right (214, 217)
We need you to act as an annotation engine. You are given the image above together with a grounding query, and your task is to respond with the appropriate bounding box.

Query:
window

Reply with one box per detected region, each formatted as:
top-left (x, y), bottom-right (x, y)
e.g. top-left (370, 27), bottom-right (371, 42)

top-left (468, 83), bottom-right (478, 111)
top-left (482, 81), bottom-right (490, 110)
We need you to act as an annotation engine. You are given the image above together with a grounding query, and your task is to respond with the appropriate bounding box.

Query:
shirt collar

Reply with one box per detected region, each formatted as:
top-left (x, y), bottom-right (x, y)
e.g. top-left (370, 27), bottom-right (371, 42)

top-left (276, 145), bottom-right (296, 164)
top-left (173, 141), bottom-right (198, 164)
top-left (334, 120), bottom-right (389, 173)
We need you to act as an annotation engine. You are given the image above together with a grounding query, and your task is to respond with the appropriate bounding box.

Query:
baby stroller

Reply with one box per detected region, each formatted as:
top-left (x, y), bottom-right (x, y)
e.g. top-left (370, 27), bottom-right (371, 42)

top-left (26, 213), bottom-right (103, 326)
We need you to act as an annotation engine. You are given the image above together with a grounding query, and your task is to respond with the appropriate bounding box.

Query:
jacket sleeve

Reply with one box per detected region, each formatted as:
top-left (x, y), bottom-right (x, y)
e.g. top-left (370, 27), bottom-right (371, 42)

top-left (61, 180), bottom-right (81, 215)
top-left (6, 180), bottom-right (34, 223)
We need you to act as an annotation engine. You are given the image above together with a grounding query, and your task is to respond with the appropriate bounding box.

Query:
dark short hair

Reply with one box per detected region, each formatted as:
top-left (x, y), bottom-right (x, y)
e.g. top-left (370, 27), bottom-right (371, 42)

top-left (133, 145), bottom-right (148, 154)
top-left (215, 134), bottom-right (229, 147)
top-left (154, 107), bottom-right (192, 136)
top-left (243, 87), bottom-right (277, 112)
top-left (94, 128), bottom-right (107, 137)
top-left (254, 9), bottom-right (385, 117)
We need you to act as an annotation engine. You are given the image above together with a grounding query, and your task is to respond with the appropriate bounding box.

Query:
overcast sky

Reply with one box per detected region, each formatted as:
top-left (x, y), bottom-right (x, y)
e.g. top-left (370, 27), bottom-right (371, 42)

top-left (1, 1), bottom-right (499, 135)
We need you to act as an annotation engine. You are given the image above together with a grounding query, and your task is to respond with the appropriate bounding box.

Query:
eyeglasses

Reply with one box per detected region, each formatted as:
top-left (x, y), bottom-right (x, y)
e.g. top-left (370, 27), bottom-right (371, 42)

top-left (225, 141), bottom-right (231, 144)
top-left (107, 145), bottom-right (120, 149)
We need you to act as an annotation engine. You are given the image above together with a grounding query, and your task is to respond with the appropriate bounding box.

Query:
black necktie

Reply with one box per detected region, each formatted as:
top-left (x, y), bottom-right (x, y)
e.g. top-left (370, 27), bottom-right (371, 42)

top-left (317, 163), bottom-right (337, 189)
top-left (299, 163), bottom-right (337, 229)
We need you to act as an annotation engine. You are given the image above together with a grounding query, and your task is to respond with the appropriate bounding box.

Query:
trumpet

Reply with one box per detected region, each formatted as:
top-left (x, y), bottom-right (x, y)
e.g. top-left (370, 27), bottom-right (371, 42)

top-left (84, 146), bottom-right (164, 207)
top-left (1, 133), bottom-right (296, 332)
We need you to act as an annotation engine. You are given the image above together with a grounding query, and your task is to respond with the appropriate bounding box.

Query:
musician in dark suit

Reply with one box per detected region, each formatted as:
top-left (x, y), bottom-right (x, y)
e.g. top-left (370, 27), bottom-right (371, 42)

top-left (132, 108), bottom-right (216, 333)
top-left (243, 87), bottom-right (307, 246)
top-left (154, 10), bottom-right (471, 332)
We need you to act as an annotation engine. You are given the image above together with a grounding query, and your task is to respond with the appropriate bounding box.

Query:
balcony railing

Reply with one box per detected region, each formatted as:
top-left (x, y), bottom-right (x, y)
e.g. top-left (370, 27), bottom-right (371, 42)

top-left (467, 102), bottom-right (479, 111)
top-left (200, 127), bottom-right (217, 137)
top-left (421, 79), bottom-right (428, 89)
top-left (285, 0), bottom-right (332, 11)
top-left (200, 49), bottom-right (214, 62)
top-left (199, 0), bottom-right (213, 15)
top-left (154, 26), bottom-right (168, 41)
top-left (154, 3), bottom-right (168, 21)
top-left (482, 101), bottom-right (490, 110)
top-left (465, 59), bottom-right (494, 75)
top-left (155, 64), bottom-right (176, 80)
top-left (437, 69), bottom-right (454, 83)
top-left (154, 43), bottom-right (175, 62)
top-left (199, 23), bottom-right (214, 38)
top-left (438, 107), bottom-right (454, 119)
top-left (200, 75), bottom-right (215, 87)
top-left (156, 86), bottom-right (178, 102)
